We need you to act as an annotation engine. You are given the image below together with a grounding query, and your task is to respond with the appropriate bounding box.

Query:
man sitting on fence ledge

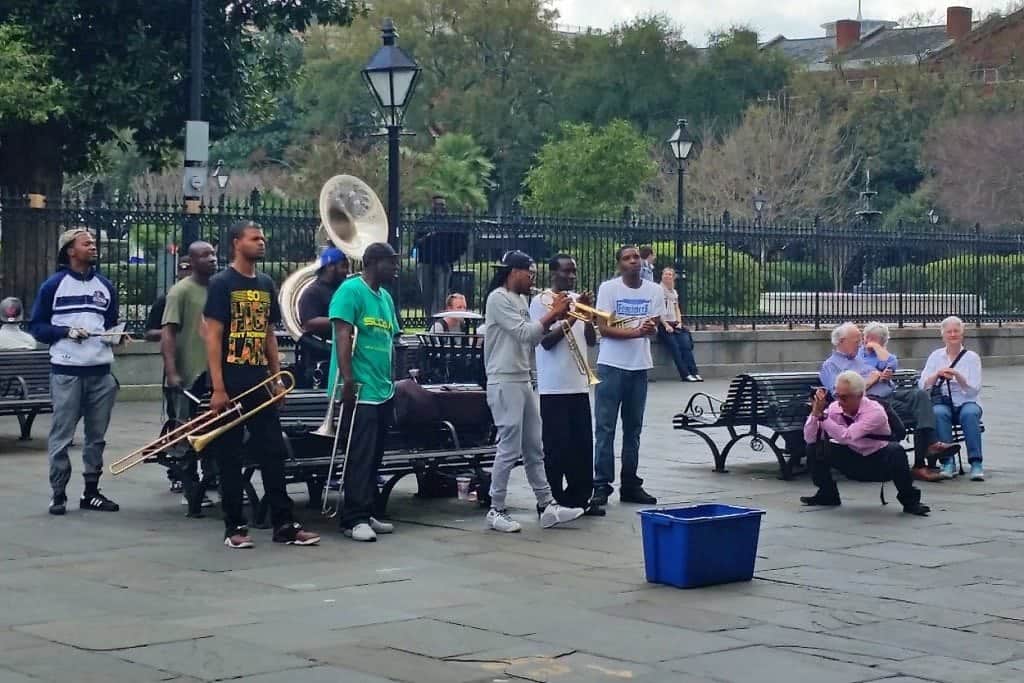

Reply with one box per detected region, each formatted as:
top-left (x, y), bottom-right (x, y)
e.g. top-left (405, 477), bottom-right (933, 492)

top-left (820, 322), bottom-right (958, 483)
top-left (801, 371), bottom-right (931, 516)
top-left (0, 297), bottom-right (37, 351)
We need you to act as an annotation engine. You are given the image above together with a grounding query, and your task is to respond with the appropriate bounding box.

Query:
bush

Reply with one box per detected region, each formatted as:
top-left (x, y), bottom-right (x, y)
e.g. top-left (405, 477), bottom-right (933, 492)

top-left (762, 271), bottom-right (791, 292)
top-left (873, 264), bottom-right (929, 293)
top-left (681, 243), bottom-right (761, 315)
top-left (924, 254), bottom-right (1024, 313)
top-left (112, 263), bottom-right (158, 305)
top-left (766, 261), bottom-right (833, 292)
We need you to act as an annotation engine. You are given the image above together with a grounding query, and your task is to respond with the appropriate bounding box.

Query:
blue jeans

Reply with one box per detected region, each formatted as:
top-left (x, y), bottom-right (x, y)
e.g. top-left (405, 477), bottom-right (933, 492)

top-left (593, 364), bottom-right (648, 493)
top-left (933, 401), bottom-right (983, 463)
top-left (657, 326), bottom-right (699, 379)
top-left (48, 373), bottom-right (119, 493)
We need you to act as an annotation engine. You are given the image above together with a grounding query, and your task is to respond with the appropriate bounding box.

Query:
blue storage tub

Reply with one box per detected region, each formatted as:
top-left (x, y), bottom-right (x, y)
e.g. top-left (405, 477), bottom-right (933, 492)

top-left (638, 504), bottom-right (766, 589)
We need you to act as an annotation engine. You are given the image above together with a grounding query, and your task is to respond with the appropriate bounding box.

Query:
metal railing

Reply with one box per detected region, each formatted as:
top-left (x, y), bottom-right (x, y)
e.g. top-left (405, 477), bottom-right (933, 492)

top-left (2, 190), bottom-right (1022, 332)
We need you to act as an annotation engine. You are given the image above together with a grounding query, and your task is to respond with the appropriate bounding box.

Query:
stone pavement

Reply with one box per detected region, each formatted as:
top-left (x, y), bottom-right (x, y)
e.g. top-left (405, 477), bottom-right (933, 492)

top-left (1, 369), bottom-right (1023, 683)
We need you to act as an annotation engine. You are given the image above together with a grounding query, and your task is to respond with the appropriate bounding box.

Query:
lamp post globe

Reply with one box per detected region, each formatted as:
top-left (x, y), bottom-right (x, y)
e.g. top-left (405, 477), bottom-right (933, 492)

top-left (666, 118), bottom-right (695, 300)
top-left (362, 17), bottom-right (421, 251)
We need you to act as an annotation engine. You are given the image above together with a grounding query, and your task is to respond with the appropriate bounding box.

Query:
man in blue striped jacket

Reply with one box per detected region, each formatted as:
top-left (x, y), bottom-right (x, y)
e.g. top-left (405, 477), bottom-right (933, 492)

top-left (31, 229), bottom-right (121, 516)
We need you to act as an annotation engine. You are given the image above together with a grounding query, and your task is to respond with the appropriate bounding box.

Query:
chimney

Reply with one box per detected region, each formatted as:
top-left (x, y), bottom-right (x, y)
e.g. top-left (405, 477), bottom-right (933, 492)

top-left (946, 6), bottom-right (973, 40)
top-left (835, 19), bottom-right (861, 52)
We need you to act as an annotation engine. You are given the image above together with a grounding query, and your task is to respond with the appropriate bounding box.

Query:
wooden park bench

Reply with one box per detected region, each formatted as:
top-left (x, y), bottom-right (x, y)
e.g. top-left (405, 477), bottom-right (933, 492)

top-left (672, 369), bottom-right (979, 479)
top-left (0, 350), bottom-right (53, 440)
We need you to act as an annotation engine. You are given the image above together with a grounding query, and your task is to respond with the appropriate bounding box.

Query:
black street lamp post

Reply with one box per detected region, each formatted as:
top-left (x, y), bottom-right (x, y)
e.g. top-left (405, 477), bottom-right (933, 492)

top-left (667, 118), bottom-right (694, 296)
top-left (362, 18), bottom-right (421, 251)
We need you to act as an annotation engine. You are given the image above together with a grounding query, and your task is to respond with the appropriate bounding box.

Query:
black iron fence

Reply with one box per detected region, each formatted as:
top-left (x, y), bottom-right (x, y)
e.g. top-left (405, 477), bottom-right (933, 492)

top-left (1, 190), bottom-right (1022, 333)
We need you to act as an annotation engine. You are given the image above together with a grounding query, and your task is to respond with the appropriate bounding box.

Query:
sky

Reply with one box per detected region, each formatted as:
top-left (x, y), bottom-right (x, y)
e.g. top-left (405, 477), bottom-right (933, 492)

top-left (552, 0), bottom-right (1012, 45)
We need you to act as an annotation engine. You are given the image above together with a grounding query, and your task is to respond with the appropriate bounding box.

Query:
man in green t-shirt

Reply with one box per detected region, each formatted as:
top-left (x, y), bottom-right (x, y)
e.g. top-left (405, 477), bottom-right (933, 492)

top-left (329, 242), bottom-right (400, 542)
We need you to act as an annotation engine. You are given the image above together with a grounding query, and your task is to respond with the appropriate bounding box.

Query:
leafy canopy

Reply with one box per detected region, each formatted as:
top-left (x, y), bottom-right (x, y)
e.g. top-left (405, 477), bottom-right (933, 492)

top-left (522, 120), bottom-right (657, 217)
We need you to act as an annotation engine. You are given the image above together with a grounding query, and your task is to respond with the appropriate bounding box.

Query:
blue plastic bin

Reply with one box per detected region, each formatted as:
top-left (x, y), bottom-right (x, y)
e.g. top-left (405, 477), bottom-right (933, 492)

top-left (638, 504), bottom-right (766, 589)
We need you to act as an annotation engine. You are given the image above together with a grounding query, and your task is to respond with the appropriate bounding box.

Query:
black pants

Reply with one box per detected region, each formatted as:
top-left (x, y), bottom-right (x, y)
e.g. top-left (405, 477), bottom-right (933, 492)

top-left (811, 442), bottom-right (921, 507)
top-left (540, 393), bottom-right (594, 509)
top-left (339, 399), bottom-right (393, 530)
top-left (211, 382), bottom-right (292, 532)
top-left (880, 389), bottom-right (938, 467)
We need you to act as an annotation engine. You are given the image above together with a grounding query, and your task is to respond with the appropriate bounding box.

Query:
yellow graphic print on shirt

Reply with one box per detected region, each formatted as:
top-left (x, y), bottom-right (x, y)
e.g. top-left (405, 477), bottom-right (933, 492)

top-left (227, 289), bottom-right (271, 366)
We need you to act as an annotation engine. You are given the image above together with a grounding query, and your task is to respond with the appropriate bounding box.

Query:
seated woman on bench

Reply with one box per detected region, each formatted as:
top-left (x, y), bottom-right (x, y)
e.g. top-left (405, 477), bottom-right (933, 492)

top-left (801, 370), bottom-right (931, 516)
top-left (920, 315), bottom-right (984, 481)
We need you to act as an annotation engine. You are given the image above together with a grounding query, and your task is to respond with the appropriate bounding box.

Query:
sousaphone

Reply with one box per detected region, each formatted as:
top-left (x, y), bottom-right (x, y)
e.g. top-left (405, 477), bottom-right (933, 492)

top-left (279, 175), bottom-right (389, 341)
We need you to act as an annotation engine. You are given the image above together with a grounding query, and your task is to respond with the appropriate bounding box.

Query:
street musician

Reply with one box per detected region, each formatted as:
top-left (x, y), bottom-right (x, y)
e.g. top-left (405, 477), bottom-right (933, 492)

top-left (296, 247), bottom-right (349, 387)
top-left (529, 254), bottom-right (604, 516)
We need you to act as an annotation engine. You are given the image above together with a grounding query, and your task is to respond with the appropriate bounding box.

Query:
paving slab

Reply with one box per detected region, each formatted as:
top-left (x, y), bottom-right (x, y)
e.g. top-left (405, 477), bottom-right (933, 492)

top-left (833, 620), bottom-right (1024, 664)
top-left (112, 637), bottom-right (317, 681)
top-left (331, 617), bottom-right (514, 658)
top-left (666, 645), bottom-right (882, 683)
top-left (879, 655), bottom-right (1023, 683)
top-left (15, 618), bottom-right (211, 651)
top-left (1, 643), bottom-right (179, 683)
top-left (299, 643), bottom-right (503, 683)
top-left (232, 666), bottom-right (396, 683)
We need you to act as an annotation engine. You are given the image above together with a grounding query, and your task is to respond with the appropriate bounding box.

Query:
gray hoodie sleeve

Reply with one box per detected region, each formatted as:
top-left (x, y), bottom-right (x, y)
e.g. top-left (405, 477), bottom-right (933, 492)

top-left (487, 290), bottom-right (546, 346)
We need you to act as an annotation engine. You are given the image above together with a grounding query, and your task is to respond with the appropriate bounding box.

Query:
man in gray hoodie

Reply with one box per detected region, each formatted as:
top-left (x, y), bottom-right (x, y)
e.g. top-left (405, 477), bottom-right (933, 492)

top-left (483, 251), bottom-right (584, 533)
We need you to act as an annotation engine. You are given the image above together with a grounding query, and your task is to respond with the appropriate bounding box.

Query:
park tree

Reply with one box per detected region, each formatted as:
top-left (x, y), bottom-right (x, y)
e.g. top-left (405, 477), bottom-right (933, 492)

top-left (924, 113), bottom-right (1024, 228)
top-left (0, 1), bottom-right (357, 193)
top-left (556, 15), bottom-right (698, 136)
top-left (688, 105), bottom-right (858, 223)
top-left (522, 120), bottom-right (657, 217)
top-left (413, 134), bottom-right (495, 212)
top-left (0, 23), bottom-right (65, 128)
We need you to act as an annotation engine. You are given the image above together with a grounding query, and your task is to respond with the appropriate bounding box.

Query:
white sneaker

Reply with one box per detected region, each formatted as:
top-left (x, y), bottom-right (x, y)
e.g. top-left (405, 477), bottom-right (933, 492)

top-left (343, 522), bottom-right (377, 542)
top-left (487, 508), bottom-right (522, 533)
top-left (684, 375), bottom-right (699, 382)
top-left (369, 517), bottom-right (394, 534)
top-left (694, 374), bottom-right (704, 382)
top-left (540, 502), bottom-right (584, 529)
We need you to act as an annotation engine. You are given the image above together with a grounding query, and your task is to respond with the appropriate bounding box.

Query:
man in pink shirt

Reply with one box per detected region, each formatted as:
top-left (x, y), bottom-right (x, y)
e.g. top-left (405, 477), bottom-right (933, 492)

top-left (801, 370), bottom-right (930, 516)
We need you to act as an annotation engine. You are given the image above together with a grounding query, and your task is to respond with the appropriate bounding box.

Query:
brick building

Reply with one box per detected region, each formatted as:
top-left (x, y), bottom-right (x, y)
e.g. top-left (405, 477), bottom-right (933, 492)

top-left (763, 6), bottom-right (1023, 89)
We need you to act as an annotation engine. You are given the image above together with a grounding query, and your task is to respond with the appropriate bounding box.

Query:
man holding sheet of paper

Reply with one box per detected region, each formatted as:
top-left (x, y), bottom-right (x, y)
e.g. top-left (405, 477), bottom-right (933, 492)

top-left (30, 228), bottom-right (122, 516)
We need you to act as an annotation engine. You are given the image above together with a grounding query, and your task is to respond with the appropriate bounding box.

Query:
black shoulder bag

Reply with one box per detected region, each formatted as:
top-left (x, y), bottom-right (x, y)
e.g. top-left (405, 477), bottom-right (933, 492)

top-left (930, 348), bottom-right (967, 408)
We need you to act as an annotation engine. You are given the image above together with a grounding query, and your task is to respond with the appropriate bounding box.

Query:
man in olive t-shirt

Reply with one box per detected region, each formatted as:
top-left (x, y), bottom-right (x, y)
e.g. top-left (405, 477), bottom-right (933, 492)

top-left (328, 242), bottom-right (400, 542)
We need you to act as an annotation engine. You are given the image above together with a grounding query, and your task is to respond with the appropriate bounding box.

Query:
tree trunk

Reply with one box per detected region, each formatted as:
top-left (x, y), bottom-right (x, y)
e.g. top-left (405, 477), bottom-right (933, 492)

top-left (0, 121), bottom-right (64, 310)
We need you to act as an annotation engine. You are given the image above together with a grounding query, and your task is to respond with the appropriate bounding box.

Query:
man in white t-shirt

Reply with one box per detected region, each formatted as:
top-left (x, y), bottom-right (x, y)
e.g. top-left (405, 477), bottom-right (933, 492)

top-left (592, 245), bottom-right (664, 506)
top-left (529, 254), bottom-right (604, 517)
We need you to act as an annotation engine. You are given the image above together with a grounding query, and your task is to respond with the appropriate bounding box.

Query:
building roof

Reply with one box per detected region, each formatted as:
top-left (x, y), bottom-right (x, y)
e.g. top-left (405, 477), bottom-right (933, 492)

top-left (842, 24), bottom-right (954, 64)
top-left (762, 35), bottom-right (835, 65)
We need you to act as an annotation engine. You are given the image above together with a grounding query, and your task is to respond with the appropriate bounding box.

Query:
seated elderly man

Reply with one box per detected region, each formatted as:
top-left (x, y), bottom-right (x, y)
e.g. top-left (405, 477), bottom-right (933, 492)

top-left (820, 322), bottom-right (957, 483)
top-left (801, 371), bottom-right (930, 516)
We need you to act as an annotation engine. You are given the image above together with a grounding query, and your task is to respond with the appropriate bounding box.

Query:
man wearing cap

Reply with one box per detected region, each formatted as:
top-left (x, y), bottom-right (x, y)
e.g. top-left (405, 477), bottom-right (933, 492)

top-left (296, 247), bottom-right (350, 387)
top-left (30, 229), bottom-right (121, 516)
top-left (482, 250), bottom-right (584, 533)
top-left (0, 297), bottom-right (38, 351)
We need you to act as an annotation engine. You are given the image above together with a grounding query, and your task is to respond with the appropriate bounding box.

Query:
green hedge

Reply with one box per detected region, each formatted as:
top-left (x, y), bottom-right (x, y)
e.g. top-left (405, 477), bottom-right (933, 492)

top-left (765, 261), bottom-right (833, 292)
top-left (872, 265), bottom-right (929, 293)
top-left (681, 243), bottom-right (761, 315)
top-left (923, 254), bottom-right (1024, 313)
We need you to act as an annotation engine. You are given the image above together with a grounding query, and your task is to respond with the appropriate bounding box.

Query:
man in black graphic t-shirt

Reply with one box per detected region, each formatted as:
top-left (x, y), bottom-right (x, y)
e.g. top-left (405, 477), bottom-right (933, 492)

top-left (203, 220), bottom-right (320, 550)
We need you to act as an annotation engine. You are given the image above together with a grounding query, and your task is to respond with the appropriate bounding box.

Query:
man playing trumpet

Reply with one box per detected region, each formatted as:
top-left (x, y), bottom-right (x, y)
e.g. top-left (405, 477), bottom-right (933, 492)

top-left (529, 255), bottom-right (604, 517)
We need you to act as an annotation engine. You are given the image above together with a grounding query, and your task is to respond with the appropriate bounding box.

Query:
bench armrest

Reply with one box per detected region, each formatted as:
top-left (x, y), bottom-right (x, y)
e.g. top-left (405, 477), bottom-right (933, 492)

top-left (0, 376), bottom-right (29, 400)
top-left (679, 392), bottom-right (725, 421)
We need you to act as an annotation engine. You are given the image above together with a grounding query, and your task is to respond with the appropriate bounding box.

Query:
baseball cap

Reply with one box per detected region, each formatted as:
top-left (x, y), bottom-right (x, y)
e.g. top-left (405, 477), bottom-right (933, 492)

top-left (58, 228), bottom-right (91, 253)
top-left (0, 297), bottom-right (24, 323)
top-left (318, 247), bottom-right (347, 269)
top-left (496, 250), bottom-right (534, 271)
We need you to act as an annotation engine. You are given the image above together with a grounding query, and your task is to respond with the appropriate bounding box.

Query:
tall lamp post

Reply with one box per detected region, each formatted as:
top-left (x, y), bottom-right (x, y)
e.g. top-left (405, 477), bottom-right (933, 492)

top-left (667, 118), bottom-right (694, 296)
top-left (181, 0), bottom-right (207, 250)
top-left (362, 18), bottom-right (421, 251)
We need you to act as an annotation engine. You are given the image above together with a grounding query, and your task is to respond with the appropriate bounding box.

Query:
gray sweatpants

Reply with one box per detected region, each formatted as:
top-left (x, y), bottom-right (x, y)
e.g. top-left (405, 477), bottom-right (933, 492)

top-left (48, 373), bottom-right (118, 493)
top-left (486, 381), bottom-right (553, 511)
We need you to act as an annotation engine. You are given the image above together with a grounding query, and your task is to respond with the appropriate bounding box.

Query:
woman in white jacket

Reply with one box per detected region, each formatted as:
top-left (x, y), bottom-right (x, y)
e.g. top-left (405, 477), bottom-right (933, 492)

top-left (919, 316), bottom-right (984, 481)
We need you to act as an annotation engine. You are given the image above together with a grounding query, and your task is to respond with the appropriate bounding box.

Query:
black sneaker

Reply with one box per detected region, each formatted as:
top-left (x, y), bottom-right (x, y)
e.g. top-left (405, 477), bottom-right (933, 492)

top-left (584, 504), bottom-right (607, 517)
top-left (49, 492), bottom-right (67, 516)
top-left (800, 493), bottom-right (841, 507)
top-left (590, 491), bottom-right (610, 506)
top-left (903, 502), bottom-right (931, 516)
top-left (620, 488), bottom-right (657, 505)
top-left (79, 491), bottom-right (120, 512)
top-left (272, 522), bottom-right (321, 546)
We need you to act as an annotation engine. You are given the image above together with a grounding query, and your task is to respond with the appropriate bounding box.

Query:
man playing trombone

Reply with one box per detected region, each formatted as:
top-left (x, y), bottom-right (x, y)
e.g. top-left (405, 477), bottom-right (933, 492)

top-left (529, 254), bottom-right (604, 517)
top-left (327, 242), bottom-right (401, 542)
top-left (203, 220), bottom-right (320, 549)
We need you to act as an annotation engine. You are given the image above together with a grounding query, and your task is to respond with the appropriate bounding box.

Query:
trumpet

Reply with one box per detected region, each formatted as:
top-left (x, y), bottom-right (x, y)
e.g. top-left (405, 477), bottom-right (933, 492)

top-left (109, 371), bottom-right (295, 474)
top-left (530, 288), bottom-right (643, 328)
top-left (561, 319), bottom-right (600, 386)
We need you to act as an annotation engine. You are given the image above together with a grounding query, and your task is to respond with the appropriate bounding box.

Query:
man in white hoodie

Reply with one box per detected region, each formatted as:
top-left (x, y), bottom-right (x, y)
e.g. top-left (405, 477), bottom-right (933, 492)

top-left (30, 229), bottom-right (121, 516)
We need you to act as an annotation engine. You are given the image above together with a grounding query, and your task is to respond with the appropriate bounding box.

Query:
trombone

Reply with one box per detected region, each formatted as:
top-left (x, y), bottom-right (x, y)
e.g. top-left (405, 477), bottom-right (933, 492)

top-left (109, 371), bottom-right (296, 474)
